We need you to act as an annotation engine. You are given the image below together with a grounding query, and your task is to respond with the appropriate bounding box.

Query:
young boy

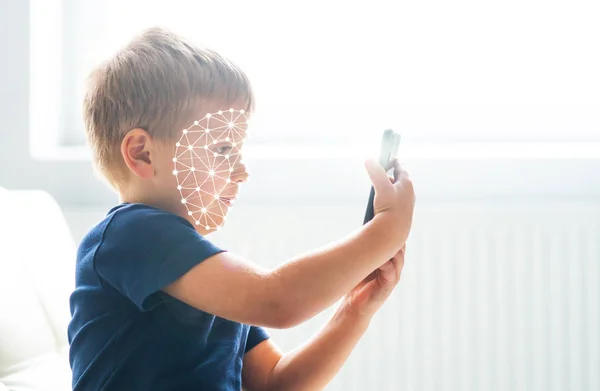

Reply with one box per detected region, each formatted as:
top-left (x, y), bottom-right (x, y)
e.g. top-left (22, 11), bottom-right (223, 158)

top-left (67, 27), bottom-right (415, 390)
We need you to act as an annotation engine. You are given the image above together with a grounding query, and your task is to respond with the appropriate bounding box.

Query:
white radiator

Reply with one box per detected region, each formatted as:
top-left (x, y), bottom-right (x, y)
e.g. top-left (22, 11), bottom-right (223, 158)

top-left (209, 200), bottom-right (600, 391)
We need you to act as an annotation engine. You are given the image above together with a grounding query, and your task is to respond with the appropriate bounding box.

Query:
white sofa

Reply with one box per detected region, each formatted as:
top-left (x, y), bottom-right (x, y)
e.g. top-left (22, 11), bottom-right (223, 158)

top-left (0, 187), bottom-right (74, 390)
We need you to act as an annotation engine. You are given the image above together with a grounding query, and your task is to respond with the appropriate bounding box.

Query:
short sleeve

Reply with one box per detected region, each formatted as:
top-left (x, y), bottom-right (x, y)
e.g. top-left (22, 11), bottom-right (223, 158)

top-left (94, 204), bottom-right (224, 310)
top-left (245, 326), bottom-right (270, 353)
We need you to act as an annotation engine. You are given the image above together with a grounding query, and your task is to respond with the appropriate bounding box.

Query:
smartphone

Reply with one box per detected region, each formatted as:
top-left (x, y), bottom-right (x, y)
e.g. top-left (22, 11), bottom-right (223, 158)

top-left (363, 129), bottom-right (401, 225)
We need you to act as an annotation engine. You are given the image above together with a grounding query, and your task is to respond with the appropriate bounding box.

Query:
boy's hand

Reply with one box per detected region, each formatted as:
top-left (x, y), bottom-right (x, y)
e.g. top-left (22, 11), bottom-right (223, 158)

top-left (339, 246), bottom-right (405, 320)
top-left (365, 158), bottom-right (415, 220)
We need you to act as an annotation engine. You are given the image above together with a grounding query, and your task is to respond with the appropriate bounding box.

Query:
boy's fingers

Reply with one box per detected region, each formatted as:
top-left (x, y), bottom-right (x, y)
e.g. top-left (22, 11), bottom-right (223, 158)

top-left (389, 159), bottom-right (406, 183)
top-left (384, 158), bottom-right (410, 187)
top-left (384, 157), bottom-right (398, 172)
top-left (365, 158), bottom-right (392, 193)
top-left (392, 247), bottom-right (405, 281)
top-left (378, 260), bottom-right (396, 283)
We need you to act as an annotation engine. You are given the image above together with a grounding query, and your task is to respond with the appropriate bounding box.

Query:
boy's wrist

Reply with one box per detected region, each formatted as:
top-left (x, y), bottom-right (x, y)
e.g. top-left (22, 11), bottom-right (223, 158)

top-left (372, 210), bottom-right (412, 247)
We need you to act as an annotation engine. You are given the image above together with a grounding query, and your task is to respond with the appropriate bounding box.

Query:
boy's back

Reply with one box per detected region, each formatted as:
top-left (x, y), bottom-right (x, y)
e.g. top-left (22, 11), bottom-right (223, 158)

top-left (68, 203), bottom-right (269, 390)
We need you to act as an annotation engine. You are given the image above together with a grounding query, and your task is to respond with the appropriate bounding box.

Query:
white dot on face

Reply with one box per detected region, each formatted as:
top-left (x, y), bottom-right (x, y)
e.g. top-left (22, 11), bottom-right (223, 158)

top-left (194, 120), bottom-right (199, 125)
top-left (195, 186), bottom-right (200, 191)
top-left (183, 129), bottom-right (188, 134)
top-left (215, 195), bottom-right (219, 200)
top-left (173, 170), bottom-right (178, 175)
top-left (190, 167), bottom-right (195, 172)
top-left (177, 185), bottom-right (182, 190)
top-left (226, 178), bottom-right (231, 183)
top-left (209, 170), bottom-right (214, 176)
top-left (232, 142), bottom-right (237, 147)
top-left (188, 145), bottom-right (193, 150)
top-left (201, 207), bottom-right (207, 213)
top-left (188, 211), bottom-right (193, 216)
top-left (225, 155), bottom-right (230, 160)
top-left (206, 128), bottom-right (211, 133)
top-left (206, 113), bottom-right (211, 118)
top-left (225, 137), bottom-right (230, 141)
top-left (217, 110), bottom-right (222, 115)
top-left (172, 157), bottom-right (177, 162)
top-left (229, 168), bottom-right (234, 172)
top-left (195, 220), bottom-right (200, 225)
top-left (205, 225), bottom-right (210, 230)
top-left (240, 109), bottom-right (245, 114)
top-left (176, 142), bottom-right (181, 147)
top-left (213, 140), bottom-right (217, 144)
top-left (204, 145), bottom-right (208, 150)
top-left (181, 199), bottom-right (186, 204)
top-left (228, 122), bottom-right (234, 128)
top-left (229, 108), bottom-right (234, 112)
top-left (213, 152), bottom-right (218, 157)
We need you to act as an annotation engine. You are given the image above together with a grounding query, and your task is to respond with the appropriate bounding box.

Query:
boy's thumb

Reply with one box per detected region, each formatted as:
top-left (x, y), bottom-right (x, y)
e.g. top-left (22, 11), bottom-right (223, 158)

top-left (365, 158), bottom-right (389, 190)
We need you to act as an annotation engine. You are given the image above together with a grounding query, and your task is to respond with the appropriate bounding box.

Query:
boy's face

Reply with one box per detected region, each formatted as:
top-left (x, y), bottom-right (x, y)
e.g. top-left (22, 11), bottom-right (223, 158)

top-left (160, 106), bottom-right (250, 235)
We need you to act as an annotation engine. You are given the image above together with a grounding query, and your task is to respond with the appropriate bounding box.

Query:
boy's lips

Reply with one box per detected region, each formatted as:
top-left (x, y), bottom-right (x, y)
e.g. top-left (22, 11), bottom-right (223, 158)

top-left (218, 186), bottom-right (239, 207)
top-left (219, 197), bottom-right (236, 206)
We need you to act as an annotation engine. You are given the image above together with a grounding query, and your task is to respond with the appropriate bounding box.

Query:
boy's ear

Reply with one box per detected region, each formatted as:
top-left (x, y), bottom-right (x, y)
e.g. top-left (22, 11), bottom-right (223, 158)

top-left (121, 128), bottom-right (155, 179)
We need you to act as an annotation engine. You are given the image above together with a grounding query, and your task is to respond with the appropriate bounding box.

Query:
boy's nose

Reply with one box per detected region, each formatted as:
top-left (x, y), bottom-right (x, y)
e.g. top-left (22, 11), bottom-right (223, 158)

top-left (230, 161), bottom-right (249, 183)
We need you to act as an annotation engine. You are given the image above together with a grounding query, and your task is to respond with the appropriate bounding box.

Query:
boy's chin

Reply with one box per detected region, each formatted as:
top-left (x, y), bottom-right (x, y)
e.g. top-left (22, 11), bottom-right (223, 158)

top-left (171, 203), bottom-right (229, 232)
top-left (190, 215), bottom-right (229, 235)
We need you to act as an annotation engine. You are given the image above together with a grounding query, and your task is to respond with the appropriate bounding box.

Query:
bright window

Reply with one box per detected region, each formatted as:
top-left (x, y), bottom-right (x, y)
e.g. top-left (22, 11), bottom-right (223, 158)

top-left (30, 0), bottom-right (600, 160)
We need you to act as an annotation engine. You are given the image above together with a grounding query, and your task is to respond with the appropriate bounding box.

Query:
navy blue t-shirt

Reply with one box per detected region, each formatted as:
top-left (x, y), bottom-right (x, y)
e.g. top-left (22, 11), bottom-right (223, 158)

top-left (67, 203), bottom-right (269, 390)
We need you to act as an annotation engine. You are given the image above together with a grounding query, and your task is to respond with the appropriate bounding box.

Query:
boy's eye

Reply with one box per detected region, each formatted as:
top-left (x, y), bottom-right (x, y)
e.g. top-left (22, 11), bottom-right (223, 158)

top-left (215, 145), bottom-right (232, 155)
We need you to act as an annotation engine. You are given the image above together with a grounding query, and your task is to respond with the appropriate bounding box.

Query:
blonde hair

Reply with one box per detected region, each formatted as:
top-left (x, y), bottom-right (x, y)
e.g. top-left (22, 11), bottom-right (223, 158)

top-left (83, 27), bottom-right (254, 190)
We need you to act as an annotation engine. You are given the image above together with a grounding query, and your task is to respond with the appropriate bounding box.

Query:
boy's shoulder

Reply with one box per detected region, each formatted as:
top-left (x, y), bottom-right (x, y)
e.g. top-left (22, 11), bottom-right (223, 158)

top-left (76, 202), bottom-right (224, 311)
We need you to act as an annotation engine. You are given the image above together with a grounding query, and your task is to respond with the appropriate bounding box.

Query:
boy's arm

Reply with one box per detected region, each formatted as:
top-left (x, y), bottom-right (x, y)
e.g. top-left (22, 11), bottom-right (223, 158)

top-left (164, 159), bottom-right (414, 328)
top-left (242, 247), bottom-right (406, 391)
top-left (242, 310), bottom-right (369, 391)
